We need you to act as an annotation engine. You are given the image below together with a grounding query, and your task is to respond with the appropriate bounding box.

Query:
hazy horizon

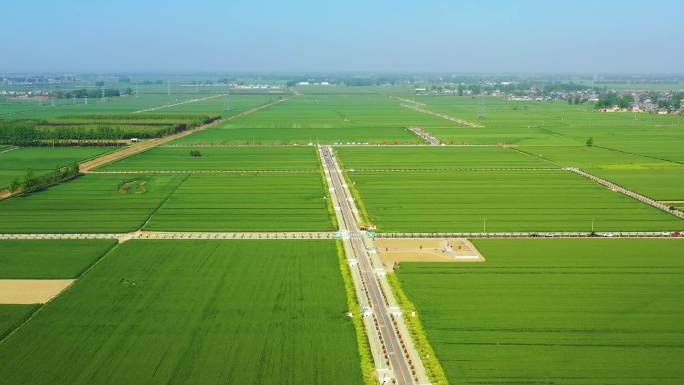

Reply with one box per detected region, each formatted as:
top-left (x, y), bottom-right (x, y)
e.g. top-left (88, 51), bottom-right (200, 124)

top-left (2, 0), bottom-right (683, 74)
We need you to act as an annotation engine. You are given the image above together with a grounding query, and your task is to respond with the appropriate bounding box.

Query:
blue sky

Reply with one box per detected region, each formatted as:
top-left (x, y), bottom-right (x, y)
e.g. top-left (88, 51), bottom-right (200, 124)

top-left (1, 0), bottom-right (682, 73)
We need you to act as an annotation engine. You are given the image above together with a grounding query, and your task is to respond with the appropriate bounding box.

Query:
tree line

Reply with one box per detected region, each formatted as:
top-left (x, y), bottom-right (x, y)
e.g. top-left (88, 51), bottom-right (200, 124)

top-left (7, 162), bottom-right (80, 195)
top-left (0, 116), bottom-right (219, 146)
top-left (50, 88), bottom-right (134, 99)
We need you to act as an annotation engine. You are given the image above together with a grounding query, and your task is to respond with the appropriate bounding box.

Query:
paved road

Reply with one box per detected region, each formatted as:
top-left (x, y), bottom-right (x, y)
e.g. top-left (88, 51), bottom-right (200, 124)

top-left (320, 145), bottom-right (428, 385)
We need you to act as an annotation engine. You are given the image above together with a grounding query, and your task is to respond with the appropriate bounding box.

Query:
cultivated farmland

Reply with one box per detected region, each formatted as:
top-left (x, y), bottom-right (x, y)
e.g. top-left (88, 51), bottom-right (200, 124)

top-left (0, 240), bottom-right (363, 385)
top-left (0, 146), bottom-right (113, 188)
top-left (336, 146), bottom-right (552, 170)
top-left (517, 146), bottom-right (684, 200)
top-left (172, 94), bottom-right (452, 145)
top-left (145, 173), bottom-right (335, 231)
top-left (0, 174), bottom-right (187, 233)
top-left (0, 305), bottom-right (37, 340)
top-left (395, 238), bottom-right (684, 385)
top-left (347, 170), bottom-right (683, 232)
top-left (414, 96), bottom-right (684, 157)
top-left (0, 240), bottom-right (116, 279)
top-left (100, 145), bottom-right (320, 171)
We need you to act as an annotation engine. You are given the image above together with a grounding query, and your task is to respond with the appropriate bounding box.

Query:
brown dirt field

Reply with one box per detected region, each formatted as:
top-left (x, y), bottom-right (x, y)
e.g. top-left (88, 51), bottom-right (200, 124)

top-left (374, 238), bottom-right (485, 271)
top-left (0, 280), bottom-right (74, 304)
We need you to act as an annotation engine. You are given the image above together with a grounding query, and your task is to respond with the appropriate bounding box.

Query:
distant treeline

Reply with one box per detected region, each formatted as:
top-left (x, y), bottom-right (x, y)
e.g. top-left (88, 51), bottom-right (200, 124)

top-left (0, 114), bottom-right (219, 145)
top-left (50, 88), bottom-right (134, 99)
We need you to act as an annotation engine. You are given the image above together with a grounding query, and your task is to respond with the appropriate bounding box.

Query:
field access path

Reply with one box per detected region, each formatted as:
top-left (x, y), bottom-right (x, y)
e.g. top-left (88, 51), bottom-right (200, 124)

top-left (566, 167), bottom-right (684, 220)
top-left (391, 96), bottom-right (484, 128)
top-left (79, 96), bottom-right (293, 172)
top-left (0, 231), bottom-right (336, 242)
top-left (320, 145), bottom-right (429, 385)
top-left (408, 127), bottom-right (441, 145)
top-left (133, 93), bottom-right (226, 113)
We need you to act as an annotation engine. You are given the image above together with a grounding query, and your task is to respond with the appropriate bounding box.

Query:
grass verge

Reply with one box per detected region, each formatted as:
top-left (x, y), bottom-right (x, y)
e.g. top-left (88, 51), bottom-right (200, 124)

top-left (386, 271), bottom-right (449, 385)
top-left (336, 240), bottom-right (376, 385)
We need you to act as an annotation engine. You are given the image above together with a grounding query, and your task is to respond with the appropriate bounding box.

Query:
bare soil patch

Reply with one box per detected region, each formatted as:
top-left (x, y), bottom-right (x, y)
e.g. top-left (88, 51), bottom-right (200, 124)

top-left (375, 238), bottom-right (485, 271)
top-left (0, 280), bottom-right (74, 304)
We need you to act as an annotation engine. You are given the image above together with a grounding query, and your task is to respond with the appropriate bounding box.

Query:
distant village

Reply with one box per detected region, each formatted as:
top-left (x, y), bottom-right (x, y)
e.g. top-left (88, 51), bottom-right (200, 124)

top-left (414, 81), bottom-right (683, 116)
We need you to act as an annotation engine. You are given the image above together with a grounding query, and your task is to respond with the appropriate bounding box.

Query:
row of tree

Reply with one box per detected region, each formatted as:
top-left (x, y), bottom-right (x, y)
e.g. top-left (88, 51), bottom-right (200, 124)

top-left (0, 116), bottom-right (219, 145)
top-left (7, 162), bottom-right (80, 195)
top-left (49, 88), bottom-right (134, 99)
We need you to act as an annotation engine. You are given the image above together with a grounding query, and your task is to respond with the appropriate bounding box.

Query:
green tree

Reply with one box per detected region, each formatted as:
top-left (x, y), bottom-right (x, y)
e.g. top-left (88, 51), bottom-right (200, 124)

top-left (586, 137), bottom-right (593, 147)
top-left (9, 178), bottom-right (20, 193)
top-left (22, 169), bottom-right (36, 191)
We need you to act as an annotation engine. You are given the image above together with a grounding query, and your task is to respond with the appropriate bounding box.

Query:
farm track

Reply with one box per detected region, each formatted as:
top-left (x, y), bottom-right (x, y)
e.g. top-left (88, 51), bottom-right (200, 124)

top-left (133, 93), bottom-right (226, 113)
top-left (408, 127), bottom-right (441, 145)
top-left (1, 231), bottom-right (677, 241)
top-left (346, 167), bottom-right (560, 172)
top-left (566, 167), bottom-right (684, 219)
top-left (392, 96), bottom-right (484, 128)
top-left (320, 145), bottom-right (429, 385)
top-left (79, 96), bottom-right (293, 172)
top-left (379, 231), bottom-right (680, 238)
top-left (0, 231), bottom-right (338, 241)
top-left (0, 146), bottom-right (18, 154)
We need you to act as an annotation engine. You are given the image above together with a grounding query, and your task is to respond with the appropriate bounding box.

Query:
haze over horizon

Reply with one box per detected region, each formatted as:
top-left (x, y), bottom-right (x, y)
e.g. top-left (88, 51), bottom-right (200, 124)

top-left (2, 0), bottom-right (682, 74)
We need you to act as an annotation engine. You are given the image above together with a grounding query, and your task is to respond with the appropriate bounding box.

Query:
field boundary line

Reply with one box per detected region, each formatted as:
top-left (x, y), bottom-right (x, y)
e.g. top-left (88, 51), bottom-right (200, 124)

top-left (596, 145), bottom-right (684, 166)
top-left (133, 93), bottom-right (226, 113)
top-left (139, 173), bottom-right (191, 230)
top-left (512, 146), bottom-right (566, 168)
